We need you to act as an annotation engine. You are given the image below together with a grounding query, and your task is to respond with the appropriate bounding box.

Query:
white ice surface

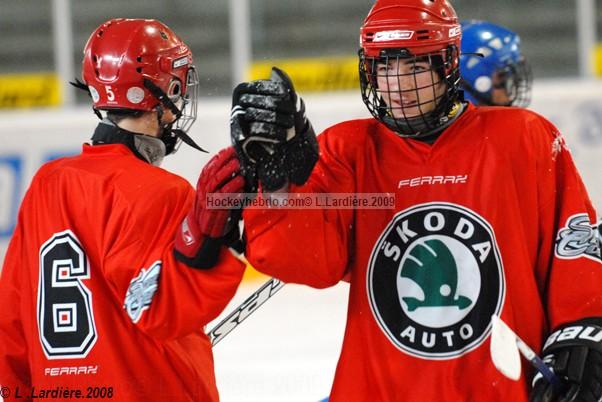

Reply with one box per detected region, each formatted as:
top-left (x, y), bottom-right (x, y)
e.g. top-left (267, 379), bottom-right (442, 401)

top-left (210, 280), bottom-right (349, 402)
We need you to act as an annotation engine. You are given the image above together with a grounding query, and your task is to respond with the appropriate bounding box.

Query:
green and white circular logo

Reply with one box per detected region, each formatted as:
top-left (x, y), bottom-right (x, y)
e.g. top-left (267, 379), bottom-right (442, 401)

top-left (367, 202), bottom-right (505, 359)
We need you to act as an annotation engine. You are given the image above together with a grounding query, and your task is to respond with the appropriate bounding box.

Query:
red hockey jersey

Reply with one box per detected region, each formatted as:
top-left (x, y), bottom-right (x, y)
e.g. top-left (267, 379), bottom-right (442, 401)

top-left (244, 104), bottom-right (602, 401)
top-left (0, 144), bottom-right (245, 401)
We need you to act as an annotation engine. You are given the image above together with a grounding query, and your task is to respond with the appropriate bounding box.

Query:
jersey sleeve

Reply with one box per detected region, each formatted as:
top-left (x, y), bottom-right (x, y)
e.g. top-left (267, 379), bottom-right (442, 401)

top-left (0, 212), bottom-right (32, 397)
top-left (103, 181), bottom-right (245, 340)
top-left (243, 127), bottom-right (355, 288)
top-left (531, 116), bottom-right (602, 329)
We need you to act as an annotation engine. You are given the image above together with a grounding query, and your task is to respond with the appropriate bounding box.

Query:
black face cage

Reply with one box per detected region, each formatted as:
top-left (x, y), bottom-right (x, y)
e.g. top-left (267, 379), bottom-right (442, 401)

top-left (498, 58), bottom-right (532, 108)
top-left (359, 47), bottom-right (461, 138)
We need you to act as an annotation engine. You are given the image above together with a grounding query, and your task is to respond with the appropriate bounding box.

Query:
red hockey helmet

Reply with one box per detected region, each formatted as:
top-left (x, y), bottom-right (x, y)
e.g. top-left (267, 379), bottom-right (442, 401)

top-left (82, 18), bottom-right (195, 111)
top-left (359, 0), bottom-right (462, 138)
top-left (81, 18), bottom-right (199, 150)
top-left (360, 0), bottom-right (461, 60)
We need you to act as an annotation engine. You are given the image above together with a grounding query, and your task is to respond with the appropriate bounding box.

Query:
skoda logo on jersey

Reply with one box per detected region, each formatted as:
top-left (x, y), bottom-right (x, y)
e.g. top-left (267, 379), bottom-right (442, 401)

top-left (367, 202), bottom-right (505, 359)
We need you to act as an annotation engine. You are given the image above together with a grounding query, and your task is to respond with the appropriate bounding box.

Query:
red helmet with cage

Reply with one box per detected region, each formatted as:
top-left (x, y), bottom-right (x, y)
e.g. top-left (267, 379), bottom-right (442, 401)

top-left (81, 18), bottom-right (200, 152)
top-left (359, 0), bottom-right (462, 138)
top-left (83, 18), bottom-right (194, 111)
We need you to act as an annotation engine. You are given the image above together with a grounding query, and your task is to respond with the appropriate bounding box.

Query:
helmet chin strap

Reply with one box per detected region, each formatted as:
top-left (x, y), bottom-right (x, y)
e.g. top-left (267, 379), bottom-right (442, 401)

top-left (144, 79), bottom-right (207, 154)
top-left (383, 101), bottom-right (465, 142)
top-left (144, 79), bottom-right (182, 118)
top-left (172, 128), bottom-right (207, 152)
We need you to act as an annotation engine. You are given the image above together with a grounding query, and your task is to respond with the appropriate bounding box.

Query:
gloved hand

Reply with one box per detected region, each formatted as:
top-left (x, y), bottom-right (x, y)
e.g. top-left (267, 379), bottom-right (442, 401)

top-left (174, 147), bottom-right (245, 269)
top-left (530, 318), bottom-right (602, 402)
top-left (230, 66), bottom-right (319, 192)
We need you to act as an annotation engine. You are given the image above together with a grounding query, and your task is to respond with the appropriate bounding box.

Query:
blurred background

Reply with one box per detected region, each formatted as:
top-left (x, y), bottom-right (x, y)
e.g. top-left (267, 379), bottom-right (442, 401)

top-left (1, 0), bottom-right (601, 97)
top-left (0, 1), bottom-right (601, 401)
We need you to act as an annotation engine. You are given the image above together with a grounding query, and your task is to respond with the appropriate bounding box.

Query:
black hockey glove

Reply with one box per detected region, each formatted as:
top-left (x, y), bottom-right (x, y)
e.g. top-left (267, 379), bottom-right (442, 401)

top-left (530, 318), bottom-right (602, 402)
top-left (230, 67), bottom-right (319, 192)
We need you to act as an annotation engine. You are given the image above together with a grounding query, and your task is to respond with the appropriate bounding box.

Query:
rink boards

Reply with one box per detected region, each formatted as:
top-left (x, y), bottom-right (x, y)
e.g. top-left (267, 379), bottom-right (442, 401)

top-left (1, 79), bottom-right (601, 267)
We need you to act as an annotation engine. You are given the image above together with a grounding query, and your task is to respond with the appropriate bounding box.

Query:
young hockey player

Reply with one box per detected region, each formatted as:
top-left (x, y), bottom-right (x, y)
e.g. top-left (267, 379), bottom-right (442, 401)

top-left (230, 1), bottom-right (602, 401)
top-left (460, 20), bottom-right (532, 107)
top-left (0, 18), bottom-right (245, 402)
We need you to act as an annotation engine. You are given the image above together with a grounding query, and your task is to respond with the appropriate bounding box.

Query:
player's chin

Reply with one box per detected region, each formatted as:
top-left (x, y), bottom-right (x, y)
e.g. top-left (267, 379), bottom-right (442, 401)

top-left (396, 102), bottom-right (439, 119)
top-left (390, 107), bottom-right (422, 119)
top-left (492, 95), bottom-right (512, 106)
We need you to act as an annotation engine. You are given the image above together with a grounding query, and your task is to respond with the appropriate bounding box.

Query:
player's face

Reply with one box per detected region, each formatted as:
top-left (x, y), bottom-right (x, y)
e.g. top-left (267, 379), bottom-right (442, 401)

top-left (490, 70), bottom-right (512, 106)
top-left (158, 107), bottom-right (179, 128)
top-left (376, 57), bottom-right (446, 119)
top-left (158, 94), bottom-right (184, 127)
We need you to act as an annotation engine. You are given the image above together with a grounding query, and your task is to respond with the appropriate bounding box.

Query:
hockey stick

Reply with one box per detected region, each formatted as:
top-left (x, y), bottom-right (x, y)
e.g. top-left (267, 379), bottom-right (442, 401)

top-left (208, 277), bottom-right (285, 346)
top-left (490, 315), bottom-right (565, 391)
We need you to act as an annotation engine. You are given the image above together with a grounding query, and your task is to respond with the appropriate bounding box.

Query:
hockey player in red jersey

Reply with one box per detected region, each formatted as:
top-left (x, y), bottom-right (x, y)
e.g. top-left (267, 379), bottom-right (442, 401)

top-left (0, 19), bottom-right (245, 401)
top-left (230, 0), bottom-right (602, 401)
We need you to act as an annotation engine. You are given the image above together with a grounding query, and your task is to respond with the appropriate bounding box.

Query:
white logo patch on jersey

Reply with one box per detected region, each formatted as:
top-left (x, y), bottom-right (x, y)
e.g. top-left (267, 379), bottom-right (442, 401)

top-left (367, 203), bottom-right (505, 360)
top-left (555, 214), bottom-right (601, 262)
top-left (124, 261), bottom-right (161, 323)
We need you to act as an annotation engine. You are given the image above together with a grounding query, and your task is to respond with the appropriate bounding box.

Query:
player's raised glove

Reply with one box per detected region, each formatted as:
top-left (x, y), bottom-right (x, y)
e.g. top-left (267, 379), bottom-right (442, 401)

top-left (174, 147), bottom-right (245, 269)
top-left (530, 318), bottom-right (602, 402)
top-left (230, 66), bottom-right (319, 192)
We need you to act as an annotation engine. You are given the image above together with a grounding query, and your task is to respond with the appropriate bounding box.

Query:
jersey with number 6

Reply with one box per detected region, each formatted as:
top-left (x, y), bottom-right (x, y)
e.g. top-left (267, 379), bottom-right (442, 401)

top-left (0, 143), bottom-right (244, 402)
top-left (243, 103), bottom-right (602, 401)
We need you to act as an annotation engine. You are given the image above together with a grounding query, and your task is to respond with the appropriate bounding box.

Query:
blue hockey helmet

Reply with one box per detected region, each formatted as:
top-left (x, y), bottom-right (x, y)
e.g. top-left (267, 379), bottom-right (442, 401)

top-left (459, 20), bottom-right (532, 107)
